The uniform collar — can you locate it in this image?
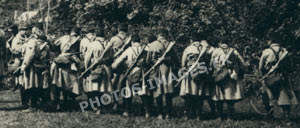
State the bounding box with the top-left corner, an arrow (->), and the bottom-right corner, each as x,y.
16,33 -> 26,40
117,31 -> 126,40
132,42 -> 140,47
220,43 -> 229,49
191,41 -> 201,47
270,43 -> 280,48
157,35 -> 166,42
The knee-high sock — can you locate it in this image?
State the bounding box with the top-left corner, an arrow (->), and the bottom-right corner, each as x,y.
165,94 -> 173,115
20,86 -> 28,106
142,96 -> 151,114
208,99 -> 216,115
123,97 -> 132,113
227,101 -> 235,117
216,101 -> 224,117
156,96 -> 163,115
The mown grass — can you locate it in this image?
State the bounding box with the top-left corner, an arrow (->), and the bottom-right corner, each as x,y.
0,90 -> 299,128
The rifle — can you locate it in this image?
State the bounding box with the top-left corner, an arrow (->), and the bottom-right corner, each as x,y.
13,59 -> 52,75
79,47 -> 111,79
142,41 -> 176,80
259,50 -> 288,82
258,50 -> 288,101
65,52 -> 82,56
174,45 -> 208,87
113,35 -> 132,58
117,45 -> 146,91
13,67 -> 21,75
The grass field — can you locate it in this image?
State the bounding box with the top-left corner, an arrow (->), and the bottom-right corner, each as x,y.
0,89 -> 299,128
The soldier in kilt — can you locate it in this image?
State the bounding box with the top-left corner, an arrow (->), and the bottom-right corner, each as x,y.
108,23 -> 130,111
20,23 -> 48,112
80,27 -> 96,102
259,35 -> 298,120
145,29 -> 179,119
31,23 -> 52,109
10,24 -> 31,108
210,40 -> 248,119
179,38 -> 216,119
51,27 -> 81,110
83,28 -> 113,114
112,33 -> 149,117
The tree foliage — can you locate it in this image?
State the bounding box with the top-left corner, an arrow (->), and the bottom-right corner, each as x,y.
1,0 -> 300,81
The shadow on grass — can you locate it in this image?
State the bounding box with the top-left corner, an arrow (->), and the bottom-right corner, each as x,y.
0,106 -> 27,111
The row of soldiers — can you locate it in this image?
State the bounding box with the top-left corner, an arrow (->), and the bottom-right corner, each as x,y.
7,22 -> 299,120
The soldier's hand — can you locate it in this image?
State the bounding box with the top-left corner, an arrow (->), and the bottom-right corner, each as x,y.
20,65 -> 26,73
157,57 -> 164,63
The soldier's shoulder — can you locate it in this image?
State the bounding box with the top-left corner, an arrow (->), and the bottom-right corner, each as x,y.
214,47 -> 223,52
110,36 -> 122,42
147,41 -> 163,48
184,45 -> 198,53
80,37 -> 89,43
262,48 -> 273,54
95,37 -> 106,43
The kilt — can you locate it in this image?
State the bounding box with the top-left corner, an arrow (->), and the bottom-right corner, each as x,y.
180,75 -> 212,97
51,63 -> 81,95
84,65 -> 113,93
212,78 -> 244,101
23,66 -> 43,90
150,63 -> 174,98
267,80 -> 298,106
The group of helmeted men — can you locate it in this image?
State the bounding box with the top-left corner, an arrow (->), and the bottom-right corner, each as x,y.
1,22 -> 298,120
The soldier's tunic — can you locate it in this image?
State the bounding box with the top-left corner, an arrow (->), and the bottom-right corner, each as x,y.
80,37 -> 93,59
21,36 -> 43,90
211,45 -> 246,101
180,42 -> 214,96
112,43 -> 146,97
80,37 -> 94,92
51,35 -> 81,95
109,31 -> 129,92
110,32 -> 127,53
145,37 -> 177,98
259,44 -> 298,106
0,29 -> 5,76
11,33 -> 26,86
84,37 -> 113,93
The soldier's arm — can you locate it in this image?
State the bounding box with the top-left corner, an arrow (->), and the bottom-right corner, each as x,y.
79,38 -> 86,59
258,50 -> 268,73
210,49 -> 218,67
233,49 -> 247,66
22,39 -> 37,69
84,44 -> 94,69
111,49 -> 128,70
10,38 -> 21,54
181,48 -> 188,67
106,37 -> 117,51
144,45 -> 153,68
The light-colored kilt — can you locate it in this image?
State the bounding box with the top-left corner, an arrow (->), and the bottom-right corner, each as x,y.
150,63 -> 174,98
123,68 -> 151,98
212,78 -> 244,101
180,76 -> 211,96
23,66 -> 43,90
84,65 -> 113,93
268,81 -> 299,106
51,63 -> 81,95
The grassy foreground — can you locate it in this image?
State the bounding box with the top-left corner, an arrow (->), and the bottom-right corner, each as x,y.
0,90 -> 299,128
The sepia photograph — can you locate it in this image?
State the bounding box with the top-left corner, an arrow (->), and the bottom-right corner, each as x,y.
0,0 -> 300,128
